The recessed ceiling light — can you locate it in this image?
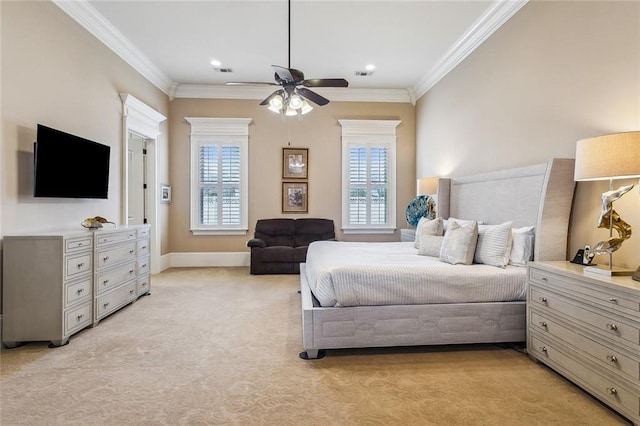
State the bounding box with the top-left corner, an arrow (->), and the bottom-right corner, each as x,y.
365,64 -> 376,71
210,59 -> 221,67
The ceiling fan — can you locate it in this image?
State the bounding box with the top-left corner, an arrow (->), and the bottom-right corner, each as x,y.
226,0 -> 349,115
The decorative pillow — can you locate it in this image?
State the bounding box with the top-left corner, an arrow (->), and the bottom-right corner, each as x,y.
510,226 -> 535,266
439,221 -> 478,265
418,236 -> 444,257
443,217 -> 484,232
474,221 -> 513,268
414,217 -> 444,249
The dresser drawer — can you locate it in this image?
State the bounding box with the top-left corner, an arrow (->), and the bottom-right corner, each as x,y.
65,236 -> 93,254
531,287 -> 640,346
531,311 -> 640,382
65,277 -> 92,307
65,253 -> 92,280
95,262 -> 137,295
96,242 -> 136,270
137,274 -> 150,297
137,239 -> 150,257
531,336 -> 640,418
137,256 -> 150,276
530,268 -> 640,313
64,302 -> 92,335
137,227 -> 150,239
95,282 -> 137,319
95,230 -> 137,247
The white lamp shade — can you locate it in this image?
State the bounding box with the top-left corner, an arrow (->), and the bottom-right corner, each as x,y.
417,177 -> 439,196
574,131 -> 640,181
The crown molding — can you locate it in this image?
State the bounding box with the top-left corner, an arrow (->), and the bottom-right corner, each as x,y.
174,84 -> 413,103
413,0 -> 529,99
54,0 -> 526,104
52,0 -> 174,94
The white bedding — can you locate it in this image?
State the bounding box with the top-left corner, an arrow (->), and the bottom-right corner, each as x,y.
305,241 -> 527,307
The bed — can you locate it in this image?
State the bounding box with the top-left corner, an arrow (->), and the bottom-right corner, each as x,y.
299,158 -> 576,359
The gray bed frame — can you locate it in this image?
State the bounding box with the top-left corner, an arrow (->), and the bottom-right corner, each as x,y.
300,158 -> 576,359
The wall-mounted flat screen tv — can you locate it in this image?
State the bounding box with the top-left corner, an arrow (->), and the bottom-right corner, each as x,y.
34,124 -> 111,199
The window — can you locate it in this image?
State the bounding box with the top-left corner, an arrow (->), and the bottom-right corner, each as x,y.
339,119 -> 400,234
186,118 -> 252,235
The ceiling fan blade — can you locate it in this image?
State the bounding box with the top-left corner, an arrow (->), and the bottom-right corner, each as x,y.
296,87 -> 330,106
272,65 -> 294,83
303,78 -> 349,88
226,81 -> 277,86
260,90 -> 284,106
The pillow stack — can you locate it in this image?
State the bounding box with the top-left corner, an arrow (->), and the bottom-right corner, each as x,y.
414,217 -> 532,268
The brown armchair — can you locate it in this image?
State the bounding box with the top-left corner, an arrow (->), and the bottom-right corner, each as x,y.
247,218 -> 335,274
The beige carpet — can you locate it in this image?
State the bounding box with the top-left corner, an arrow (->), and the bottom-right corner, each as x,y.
0,267 -> 630,425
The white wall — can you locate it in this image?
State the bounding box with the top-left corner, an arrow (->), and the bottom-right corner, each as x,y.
416,0 -> 640,269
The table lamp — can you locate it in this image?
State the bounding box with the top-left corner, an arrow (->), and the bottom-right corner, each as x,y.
574,131 -> 640,275
405,177 -> 438,227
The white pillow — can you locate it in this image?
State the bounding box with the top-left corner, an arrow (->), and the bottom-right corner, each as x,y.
439,221 -> 479,265
414,217 -> 444,249
474,221 -> 513,268
418,236 -> 444,257
510,226 -> 535,266
443,217 -> 484,232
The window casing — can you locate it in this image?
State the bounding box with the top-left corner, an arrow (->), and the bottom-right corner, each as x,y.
186,118 -> 251,235
339,120 -> 400,234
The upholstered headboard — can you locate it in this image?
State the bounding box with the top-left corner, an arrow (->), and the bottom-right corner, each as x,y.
436,158 -> 575,261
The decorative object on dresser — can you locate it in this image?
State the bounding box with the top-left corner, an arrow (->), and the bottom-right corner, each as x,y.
574,131 -> 640,276
527,261 -> 640,425
2,225 -> 150,348
405,177 -> 438,227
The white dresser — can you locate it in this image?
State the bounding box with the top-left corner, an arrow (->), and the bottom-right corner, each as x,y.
2,225 -> 150,348
527,261 -> 640,425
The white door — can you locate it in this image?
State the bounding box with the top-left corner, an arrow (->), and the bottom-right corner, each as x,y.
127,133 -> 147,225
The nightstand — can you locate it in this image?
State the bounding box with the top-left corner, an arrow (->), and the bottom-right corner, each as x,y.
400,228 -> 416,242
527,261 -> 640,425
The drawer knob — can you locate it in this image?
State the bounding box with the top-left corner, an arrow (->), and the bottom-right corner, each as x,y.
130,289 -> 135,294
103,302 -> 110,308
539,321 -> 547,328
103,279 -> 109,285
606,387 -> 617,395
77,314 -> 84,320
142,264 -> 147,268
540,346 -> 547,353
608,297 -> 617,303
142,246 -> 147,250
103,256 -> 109,262
76,262 -> 84,268
77,288 -> 84,294
541,276 -> 548,282
606,355 -> 618,363
129,249 -> 134,254
539,297 -> 547,303
129,269 -> 135,274
606,323 -> 618,331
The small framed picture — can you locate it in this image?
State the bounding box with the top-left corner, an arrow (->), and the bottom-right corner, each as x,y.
282,182 -> 308,213
282,148 -> 308,179
161,184 -> 171,203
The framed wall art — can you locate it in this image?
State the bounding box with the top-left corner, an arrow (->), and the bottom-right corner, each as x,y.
282,148 -> 308,179
282,182 -> 308,213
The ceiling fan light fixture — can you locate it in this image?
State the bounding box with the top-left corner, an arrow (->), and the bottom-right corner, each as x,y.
269,94 -> 284,109
289,94 -> 303,109
285,105 -> 298,116
300,100 -> 313,115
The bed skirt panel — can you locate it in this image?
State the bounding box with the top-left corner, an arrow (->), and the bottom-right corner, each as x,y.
300,264 -> 525,357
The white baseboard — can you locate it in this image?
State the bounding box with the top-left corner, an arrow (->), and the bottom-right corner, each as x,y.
159,252 -> 250,271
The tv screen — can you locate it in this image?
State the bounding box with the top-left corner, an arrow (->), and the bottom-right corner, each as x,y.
34,124 -> 111,199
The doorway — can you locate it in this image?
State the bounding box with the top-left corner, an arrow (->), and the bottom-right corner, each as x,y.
127,132 -> 147,225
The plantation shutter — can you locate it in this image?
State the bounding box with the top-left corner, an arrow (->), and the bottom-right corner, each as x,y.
199,143 -> 241,226
348,144 -> 389,226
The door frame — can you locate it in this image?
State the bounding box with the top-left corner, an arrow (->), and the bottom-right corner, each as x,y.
120,93 -> 167,274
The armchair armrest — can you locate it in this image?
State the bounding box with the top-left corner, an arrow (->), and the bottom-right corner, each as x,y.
247,238 -> 267,248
